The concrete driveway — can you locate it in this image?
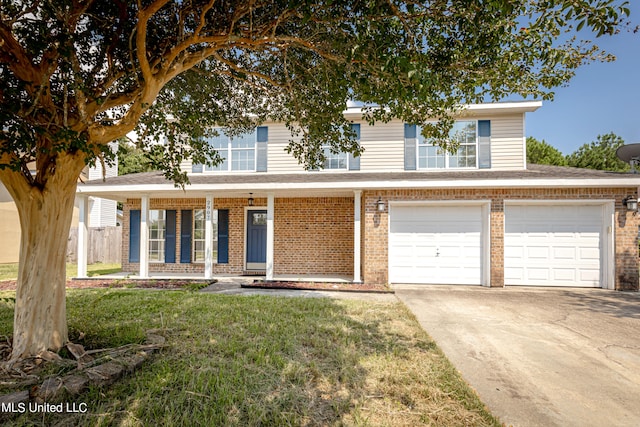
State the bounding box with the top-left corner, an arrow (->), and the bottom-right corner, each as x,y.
394,285 -> 640,427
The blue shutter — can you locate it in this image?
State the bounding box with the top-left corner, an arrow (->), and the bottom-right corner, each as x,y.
404,124 -> 417,170
192,164 -> 203,173
256,126 -> 268,172
180,210 -> 192,263
348,123 -> 361,171
129,209 -> 141,263
217,209 -> 229,264
165,210 -> 176,263
478,120 -> 491,169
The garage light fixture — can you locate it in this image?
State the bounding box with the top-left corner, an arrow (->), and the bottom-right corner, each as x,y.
376,197 -> 385,212
248,193 -> 254,206
623,196 -> 638,213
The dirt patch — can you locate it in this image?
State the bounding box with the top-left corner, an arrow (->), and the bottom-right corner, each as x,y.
243,281 -> 393,293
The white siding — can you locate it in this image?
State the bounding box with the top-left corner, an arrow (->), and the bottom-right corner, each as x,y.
180,158 -> 193,173
182,113 -> 528,174
87,141 -> 118,227
489,114 -> 525,170
359,120 -> 405,171
267,123 -> 306,172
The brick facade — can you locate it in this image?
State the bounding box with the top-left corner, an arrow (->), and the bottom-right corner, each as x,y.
362,187 -> 639,290
121,187 -> 639,290
122,197 -> 354,276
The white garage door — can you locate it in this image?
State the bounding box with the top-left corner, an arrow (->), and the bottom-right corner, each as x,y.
389,205 -> 483,285
505,204 -> 603,287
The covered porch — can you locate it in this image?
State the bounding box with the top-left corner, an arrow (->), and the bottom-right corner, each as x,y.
76,179 -> 365,283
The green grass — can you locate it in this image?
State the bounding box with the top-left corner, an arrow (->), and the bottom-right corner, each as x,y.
0,263 -> 121,281
0,290 -> 500,426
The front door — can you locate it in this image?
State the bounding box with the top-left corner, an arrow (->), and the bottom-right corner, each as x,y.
246,210 -> 267,270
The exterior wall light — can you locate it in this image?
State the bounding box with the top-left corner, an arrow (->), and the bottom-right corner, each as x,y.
248,193 -> 254,206
376,197 -> 385,212
623,196 -> 638,212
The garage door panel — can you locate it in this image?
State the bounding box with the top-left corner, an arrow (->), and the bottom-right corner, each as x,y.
505,204 -> 603,287
389,205 -> 483,285
527,246 -> 550,259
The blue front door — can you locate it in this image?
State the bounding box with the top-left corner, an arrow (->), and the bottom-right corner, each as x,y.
246,210 -> 267,270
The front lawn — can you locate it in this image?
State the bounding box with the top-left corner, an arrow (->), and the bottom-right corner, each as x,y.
0,263 -> 121,281
0,290 -> 500,426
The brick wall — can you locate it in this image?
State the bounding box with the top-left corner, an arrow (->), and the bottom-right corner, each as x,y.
363,187 -> 639,290
122,196 -> 354,277
274,197 -> 353,275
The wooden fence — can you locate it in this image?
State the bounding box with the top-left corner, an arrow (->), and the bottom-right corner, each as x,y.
67,226 -> 122,264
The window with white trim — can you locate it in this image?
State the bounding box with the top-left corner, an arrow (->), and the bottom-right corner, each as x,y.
418,121 -> 477,169
148,210 -> 165,262
202,130 -> 256,172
321,146 -> 348,170
192,209 -> 218,263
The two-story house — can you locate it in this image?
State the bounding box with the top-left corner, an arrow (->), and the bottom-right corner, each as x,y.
76,101 -> 640,290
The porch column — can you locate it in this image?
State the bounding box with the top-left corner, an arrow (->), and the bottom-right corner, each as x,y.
204,194 -> 214,279
353,190 -> 362,283
77,195 -> 89,278
266,193 -> 275,281
139,194 -> 149,278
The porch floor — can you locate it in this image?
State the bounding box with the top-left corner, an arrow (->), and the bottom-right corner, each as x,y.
79,272 -> 354,284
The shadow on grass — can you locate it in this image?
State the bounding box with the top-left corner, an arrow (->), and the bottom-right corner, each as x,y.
0,290 -> 499,426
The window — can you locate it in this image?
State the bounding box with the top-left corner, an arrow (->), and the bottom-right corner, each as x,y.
418,121 -> 477,169
192,209 -> 218,263
318,123 -> 361,171
199,130 -> 256,172
321,146 -> 348,170
148,210 -> 165,262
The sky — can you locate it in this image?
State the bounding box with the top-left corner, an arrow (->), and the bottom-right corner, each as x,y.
523,29 -> 640,155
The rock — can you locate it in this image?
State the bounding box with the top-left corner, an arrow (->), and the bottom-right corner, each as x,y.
62,375 -> 89,395
85,361 -> 125,385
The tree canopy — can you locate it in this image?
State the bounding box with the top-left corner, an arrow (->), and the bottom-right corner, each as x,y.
566,132 -> 630,172
526,137 -> 568,166
0,0 -> 634,361
0,1 -> 634,184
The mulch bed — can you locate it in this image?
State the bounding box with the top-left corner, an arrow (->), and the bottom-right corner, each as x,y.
243,281 -> 394,293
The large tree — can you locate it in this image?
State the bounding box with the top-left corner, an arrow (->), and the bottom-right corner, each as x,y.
0,1 -> 633,361
526,137 -> 568,166
567,132 -> 630,171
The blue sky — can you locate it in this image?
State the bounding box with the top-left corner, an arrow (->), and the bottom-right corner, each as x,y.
523,30 -> 640,155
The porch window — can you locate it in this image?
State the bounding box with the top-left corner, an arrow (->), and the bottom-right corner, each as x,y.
148,210 -> 166,262
192,209 -> 218,263
418,121 -> 477,169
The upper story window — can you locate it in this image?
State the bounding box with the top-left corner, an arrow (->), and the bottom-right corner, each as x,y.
404,120 -> 490,171
418,121 -> 477,169
203,131 -> 256,172
192,127 -> 268,173
317,123 -> 361,171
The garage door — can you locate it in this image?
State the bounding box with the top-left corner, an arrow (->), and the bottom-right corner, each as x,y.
389,205 -> 483,285
504,204 -> 603,287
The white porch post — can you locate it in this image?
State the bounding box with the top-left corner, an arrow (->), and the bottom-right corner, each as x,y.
353,190 -> 362,283
205,194 -> 214,279
77,195 -> 89,278
139,194 -> 149,278
266,193 -> 275,281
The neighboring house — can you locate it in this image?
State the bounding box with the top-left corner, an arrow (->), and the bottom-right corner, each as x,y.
0,144 -> 118,264
76,102 -> 640,290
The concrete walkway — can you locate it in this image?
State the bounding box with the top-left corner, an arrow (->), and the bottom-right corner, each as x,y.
393,285 -> 640,427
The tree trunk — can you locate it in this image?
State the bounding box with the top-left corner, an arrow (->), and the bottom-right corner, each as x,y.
1,153 -> 85,362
